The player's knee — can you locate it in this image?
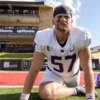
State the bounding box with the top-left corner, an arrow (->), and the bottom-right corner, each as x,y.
39,88 -> 56,100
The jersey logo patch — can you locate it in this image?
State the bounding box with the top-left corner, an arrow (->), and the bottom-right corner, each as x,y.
89,39 -> 91,44
33,42 -> 36,50
47,46 -> 50,51
70,49 -> 74,52
47,46 -> 52,51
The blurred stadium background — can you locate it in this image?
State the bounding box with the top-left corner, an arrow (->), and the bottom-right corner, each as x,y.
0,0 -> 99,71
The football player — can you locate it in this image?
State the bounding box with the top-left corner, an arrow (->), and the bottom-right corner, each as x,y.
20,4 -> 97,100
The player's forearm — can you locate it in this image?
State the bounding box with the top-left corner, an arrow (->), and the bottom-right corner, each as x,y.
20,72 -> 37,100
84,68 -> 95,93
22,61 -> 41,93
23,72 -> 36,93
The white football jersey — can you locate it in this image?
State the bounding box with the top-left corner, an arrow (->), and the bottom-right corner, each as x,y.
34,26 -> 91,77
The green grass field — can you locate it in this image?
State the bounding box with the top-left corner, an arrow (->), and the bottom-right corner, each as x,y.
0,88 -> 100,100
0,53 -> 33,60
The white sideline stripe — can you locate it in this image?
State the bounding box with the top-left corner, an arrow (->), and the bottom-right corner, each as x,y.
0,86 -> 39,88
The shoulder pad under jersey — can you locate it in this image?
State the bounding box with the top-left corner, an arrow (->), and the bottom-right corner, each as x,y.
71,26 -> 91,51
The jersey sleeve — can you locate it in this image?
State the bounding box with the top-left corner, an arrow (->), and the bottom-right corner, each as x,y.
33,31 -> 45,53
74,29 -> 91,52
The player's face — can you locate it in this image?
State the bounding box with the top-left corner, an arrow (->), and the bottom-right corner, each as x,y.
52,14 -> 73,32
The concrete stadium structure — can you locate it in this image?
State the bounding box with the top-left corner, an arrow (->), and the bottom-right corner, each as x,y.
0,0 -> 53,52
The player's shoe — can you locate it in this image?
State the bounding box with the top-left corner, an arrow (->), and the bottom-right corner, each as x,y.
75,86 -> 98,97
75,85 -> 86,96
95,91 -> 98,97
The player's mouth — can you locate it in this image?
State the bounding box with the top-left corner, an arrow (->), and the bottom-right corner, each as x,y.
59,23 -> 68,27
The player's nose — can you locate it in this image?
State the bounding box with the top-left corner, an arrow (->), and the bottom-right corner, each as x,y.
60,16 -> 67,22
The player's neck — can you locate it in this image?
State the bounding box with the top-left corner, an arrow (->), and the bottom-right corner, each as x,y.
54,29 -> 69,44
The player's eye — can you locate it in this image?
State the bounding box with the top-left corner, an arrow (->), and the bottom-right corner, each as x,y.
64,16 -> 70,19
57,16 -> 62,19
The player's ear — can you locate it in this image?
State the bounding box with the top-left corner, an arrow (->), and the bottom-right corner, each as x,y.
71,19 -> 73,24
52,19 -> 55,25
71,18 -> 76,26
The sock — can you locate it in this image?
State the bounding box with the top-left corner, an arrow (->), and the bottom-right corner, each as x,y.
73,88 -> 77,96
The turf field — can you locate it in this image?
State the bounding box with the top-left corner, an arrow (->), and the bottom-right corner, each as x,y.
0,88 -> 100,100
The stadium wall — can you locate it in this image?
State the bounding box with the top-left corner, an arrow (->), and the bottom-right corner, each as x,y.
0,2 -> 53,52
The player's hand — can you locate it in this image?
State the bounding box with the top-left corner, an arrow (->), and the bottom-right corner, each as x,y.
20,93 -> 30,100
19,98 -> 27,100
